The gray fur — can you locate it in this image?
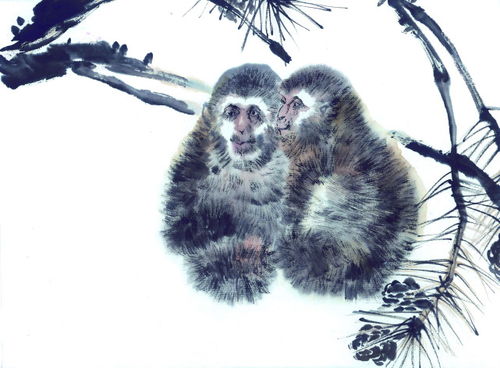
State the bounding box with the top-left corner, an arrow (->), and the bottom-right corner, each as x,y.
207,63 -> 281,117
163,64 -> 289,303
277,65 -> 421,299
186,236 -> 276,304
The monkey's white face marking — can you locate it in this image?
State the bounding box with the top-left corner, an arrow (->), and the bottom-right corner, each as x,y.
253,122 -> 267,136
220,119 -> 234,142
216,95 -> 272,162
277,88 -> 336,137
277,89 -> 315,133
291,90 -> 316,127
295,90 -> 315,109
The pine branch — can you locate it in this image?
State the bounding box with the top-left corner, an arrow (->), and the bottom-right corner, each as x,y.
0,40 -> 211,114
389,131 -> 500,209
198,1 -> 344,63
350,1 -> 499,366
199,0 -> 293,62
2,0 -> 116,52
401,1 -> 500,152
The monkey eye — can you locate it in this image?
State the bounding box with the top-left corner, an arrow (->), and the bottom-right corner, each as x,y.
248,106 -> 263,122
224,105 -> 240,119
280,96 -> 286,104
292,99 -> 305,110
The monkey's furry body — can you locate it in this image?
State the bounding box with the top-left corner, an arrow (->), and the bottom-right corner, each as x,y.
277,66 -> 421,299
163,64 -> 288,303
163,63 -> 421,303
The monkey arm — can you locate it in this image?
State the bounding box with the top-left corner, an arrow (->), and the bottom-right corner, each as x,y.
163,190 -> 238,255
162,126 -> 238,255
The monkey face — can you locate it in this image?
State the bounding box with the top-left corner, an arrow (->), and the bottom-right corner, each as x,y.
216,96 -> 274,162
277,89 -> 311,133
277,88 -> 335,143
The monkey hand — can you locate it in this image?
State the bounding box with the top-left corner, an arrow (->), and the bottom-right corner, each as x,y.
234,236 -> 264,270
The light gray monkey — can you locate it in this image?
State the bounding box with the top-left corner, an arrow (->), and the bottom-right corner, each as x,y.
163,64 -> 289,303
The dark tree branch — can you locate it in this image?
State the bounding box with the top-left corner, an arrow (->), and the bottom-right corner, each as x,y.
351,1 -> 498,366
2,0 -> 116,52
390,0 -> 469,318
390,131 -> 500,209
72,61 -> 195,114
388,0 -> 471,297
401,1 -> 500,152
0,40 -> 210,114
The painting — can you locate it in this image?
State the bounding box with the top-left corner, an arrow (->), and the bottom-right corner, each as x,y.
0,1 -> 498,367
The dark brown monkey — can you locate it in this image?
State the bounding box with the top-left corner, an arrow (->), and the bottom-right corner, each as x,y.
276,65 -> 422,299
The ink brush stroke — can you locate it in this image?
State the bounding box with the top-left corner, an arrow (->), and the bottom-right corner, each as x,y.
0,40 -> 210,114
2,0 -> 116,52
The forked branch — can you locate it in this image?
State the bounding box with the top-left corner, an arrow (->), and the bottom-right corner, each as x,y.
350,1 -> 499,366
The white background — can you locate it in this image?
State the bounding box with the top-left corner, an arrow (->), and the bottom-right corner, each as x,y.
0,0 -> 499,367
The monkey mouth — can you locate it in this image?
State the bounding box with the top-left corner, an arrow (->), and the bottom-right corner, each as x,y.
231,139 -> 257,155
276,123 -> 291,135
